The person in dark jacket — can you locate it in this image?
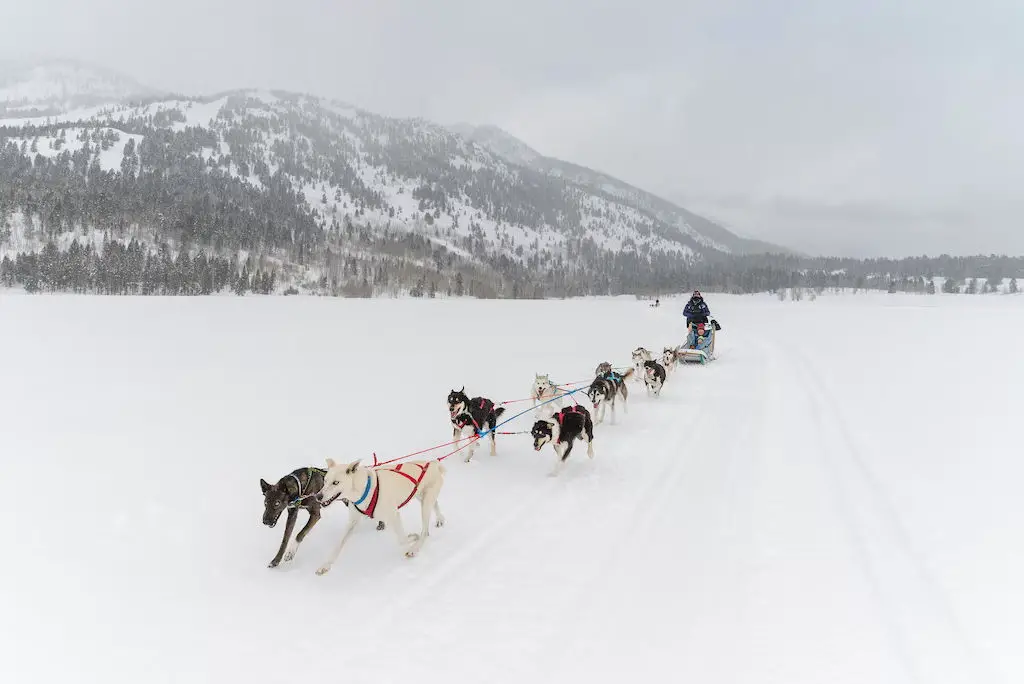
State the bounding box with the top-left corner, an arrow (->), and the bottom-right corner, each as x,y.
683,290 -> 711,326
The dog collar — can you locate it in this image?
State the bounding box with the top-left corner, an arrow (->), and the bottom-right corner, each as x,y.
352,475 -> 373,506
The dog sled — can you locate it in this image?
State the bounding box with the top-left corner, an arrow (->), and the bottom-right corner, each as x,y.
677,320 -> 720,364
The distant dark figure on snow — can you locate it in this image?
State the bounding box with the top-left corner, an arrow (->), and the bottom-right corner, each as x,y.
683,290 -> 710,326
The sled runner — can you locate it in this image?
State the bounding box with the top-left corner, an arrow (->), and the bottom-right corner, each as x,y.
677,320 -> 720,364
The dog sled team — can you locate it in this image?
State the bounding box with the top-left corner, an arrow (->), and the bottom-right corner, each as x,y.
260,290 -> 721,575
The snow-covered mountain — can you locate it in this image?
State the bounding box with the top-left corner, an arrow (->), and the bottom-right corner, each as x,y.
0,63 -> 787,296
450,122 -> 782,256
0,59 -> 160,117
447,123 -> 544,168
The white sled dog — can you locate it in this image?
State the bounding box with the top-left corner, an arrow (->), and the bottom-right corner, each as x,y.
315,458 -> 446,575
631,347 -> 653,382
531,373 -> 565,419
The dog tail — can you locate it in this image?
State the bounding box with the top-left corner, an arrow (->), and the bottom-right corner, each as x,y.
494,406 -> 506,419
621,367 -> 635,379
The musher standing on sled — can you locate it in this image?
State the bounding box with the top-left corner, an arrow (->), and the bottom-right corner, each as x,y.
683,290 -> 711,326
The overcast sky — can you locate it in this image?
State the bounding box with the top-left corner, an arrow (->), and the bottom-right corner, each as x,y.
4,0 -> 1023,257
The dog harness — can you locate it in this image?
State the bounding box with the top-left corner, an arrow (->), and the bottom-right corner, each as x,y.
288,468 -> 327,508
453,398 -> 493,435
351,462 -> 431,519
552,405 -> 587,442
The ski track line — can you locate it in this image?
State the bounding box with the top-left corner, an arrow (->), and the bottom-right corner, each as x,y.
355,463 -> 568,634
786,345 -> 997,684
541,361 -> 750,676
783,347 -> 920,683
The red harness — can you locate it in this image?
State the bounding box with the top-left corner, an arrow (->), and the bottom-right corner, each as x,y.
354,462 -> 431,518
453,399 -> 491,432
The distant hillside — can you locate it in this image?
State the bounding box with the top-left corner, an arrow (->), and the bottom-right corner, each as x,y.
0,59 -> 161,117
6,62 -> 928,299
448,123 -> 791,256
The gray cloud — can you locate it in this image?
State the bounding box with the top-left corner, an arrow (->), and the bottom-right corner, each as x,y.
2,0 -> 1022,256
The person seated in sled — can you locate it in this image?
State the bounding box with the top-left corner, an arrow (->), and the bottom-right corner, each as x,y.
683,290 -> 710,327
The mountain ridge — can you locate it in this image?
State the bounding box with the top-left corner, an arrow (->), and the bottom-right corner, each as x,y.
0,62 -> 796,297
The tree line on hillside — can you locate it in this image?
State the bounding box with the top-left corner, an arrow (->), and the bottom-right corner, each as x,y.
2,102 -> 1023,298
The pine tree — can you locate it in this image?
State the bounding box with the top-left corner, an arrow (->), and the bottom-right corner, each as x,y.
234,265 -> 250,295
1011,278 -> 1019,294
926,278 -> 936,294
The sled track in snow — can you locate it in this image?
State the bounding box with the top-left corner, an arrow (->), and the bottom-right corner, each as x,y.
784,346 -> 999,684
545,358 -> 765,677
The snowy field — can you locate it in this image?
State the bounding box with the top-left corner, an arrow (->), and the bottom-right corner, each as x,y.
1,292 -> 1022,684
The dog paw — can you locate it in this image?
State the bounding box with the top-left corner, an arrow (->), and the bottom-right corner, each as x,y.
435,518 -> 446,528
405,549 -> 417,558
268,559 -> 280,569
407,533 -> 421,542
282,551 -> 295,563
315,566 -> 331,576
376,521 -> 386,531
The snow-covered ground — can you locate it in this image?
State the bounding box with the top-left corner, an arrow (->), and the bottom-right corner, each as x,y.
1,292 -> 1021,684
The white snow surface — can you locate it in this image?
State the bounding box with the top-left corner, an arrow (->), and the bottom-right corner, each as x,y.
1,292 -> 1022,684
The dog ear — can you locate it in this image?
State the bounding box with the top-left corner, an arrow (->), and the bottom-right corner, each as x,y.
459,386 -> 464,394
345,459 -> 361,474
260,478 -> 272,494
325,457 -> 336,468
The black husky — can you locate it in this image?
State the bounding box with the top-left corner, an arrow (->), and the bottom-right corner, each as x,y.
642,359 -> 667,397
531,404 -> 595,476
261,466 -> 382,568
447,387 -> 506,460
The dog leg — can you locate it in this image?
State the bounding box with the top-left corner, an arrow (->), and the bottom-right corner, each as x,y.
385,511 -> 420,558
315,511 -> 361,576
548,443 -> 570,477
412,486 -> 441,554
433,497 -> 446,528
269,507 -> 298,568
284,506 -> 321,563
489,424 -> 497,456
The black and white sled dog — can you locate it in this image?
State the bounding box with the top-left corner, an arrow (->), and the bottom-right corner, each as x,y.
531,373 -> 565,420
643,359 -> 667,397
631,347 -> 653,382
661,347 -> 679,375
586,366 -> 634,424
447,387 -> 506,462
315,457 -> 446,574
531,404 -> 595,477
